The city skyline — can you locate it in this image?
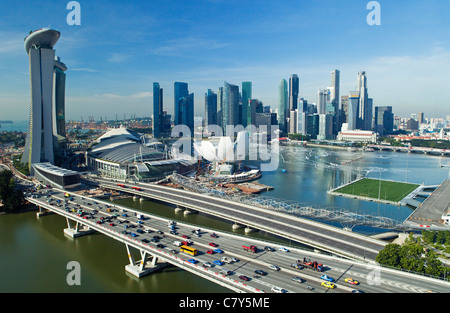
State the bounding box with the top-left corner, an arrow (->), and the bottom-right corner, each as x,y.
0,1 -> 449,121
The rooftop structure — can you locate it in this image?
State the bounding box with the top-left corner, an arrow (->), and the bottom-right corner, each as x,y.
86,127 -> 195,181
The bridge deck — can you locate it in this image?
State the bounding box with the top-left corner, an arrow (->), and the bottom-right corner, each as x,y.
405,179 -> 450,227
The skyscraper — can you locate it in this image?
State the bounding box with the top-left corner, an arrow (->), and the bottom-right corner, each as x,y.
22,28 -> 61,173
241,81 -> 252,127
222,81 -> 239,135
317,88 -> 330,115
347,91 -> 360,131
278,79 -> 288,134
205,89 -> 217,127
289,74 -> 299,112
374,106 -> 393,135
153,82 -> 163,138
330,70 -> 340,108
174,82 -> 188,125
356,71 -> 372,130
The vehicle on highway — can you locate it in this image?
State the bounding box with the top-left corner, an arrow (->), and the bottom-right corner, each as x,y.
239,275 -> 250,281
187,258 -> 197,264
320,274 -> 334,282
321,281 -> 335,289
254,270 -> 268,276
180,245 -> 198,256
203,262 -> 212,268
278,247 -> 289,252
209,242 -> 217,247
213,260 -> 223,266
214,248 -> 223,254
264,246 -> 275,252
206,250 -> 214,254
291,263 -> 304,269
271,286 -> 286,293
269,265 -> 280,271
220,269 -> 233,276
182,235 -> 190,239
345,278 -> 359,285
210,233 -> 218,238
291,277 -> 303,283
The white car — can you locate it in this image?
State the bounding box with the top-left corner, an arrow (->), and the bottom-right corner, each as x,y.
269,264 -> 280,271
271,286 -> 286,293
278,247 -> 290,252
202,262 -> 212,268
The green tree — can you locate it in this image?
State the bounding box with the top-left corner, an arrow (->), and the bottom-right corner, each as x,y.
0,170 -> 24,213
375,243 -> 402,268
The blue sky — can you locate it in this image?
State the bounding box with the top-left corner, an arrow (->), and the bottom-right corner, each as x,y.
0,0 -> 449,122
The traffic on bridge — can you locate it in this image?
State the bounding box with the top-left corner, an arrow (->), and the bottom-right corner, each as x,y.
24,185 -> 449,293
90,176 -> 388,262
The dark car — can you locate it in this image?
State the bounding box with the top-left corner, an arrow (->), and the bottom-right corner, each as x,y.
254,270 -> 268,276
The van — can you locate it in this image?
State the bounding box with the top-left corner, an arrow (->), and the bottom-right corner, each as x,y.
220,269 -> 233,276
173,241 -> 182,247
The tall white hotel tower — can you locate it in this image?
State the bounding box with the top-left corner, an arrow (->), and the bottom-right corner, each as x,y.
22,28 -> 61,173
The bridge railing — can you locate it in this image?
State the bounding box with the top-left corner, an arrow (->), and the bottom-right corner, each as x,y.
168,173 -> 406,230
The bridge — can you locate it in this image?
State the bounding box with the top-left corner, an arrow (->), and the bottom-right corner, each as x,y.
25,186 -> 450,293
367,144 -> 450,156
89,176 -> 389,262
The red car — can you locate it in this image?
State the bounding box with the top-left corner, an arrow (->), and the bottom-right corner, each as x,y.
210,233 -> 218,238
182,235 -> 190,239
207,250 -> 214,254
209,242 -> 217,247
239,275 -> 250,281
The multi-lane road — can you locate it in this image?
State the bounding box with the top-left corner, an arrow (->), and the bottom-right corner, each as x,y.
90,177 -> 387,262
25,186 -> 450,293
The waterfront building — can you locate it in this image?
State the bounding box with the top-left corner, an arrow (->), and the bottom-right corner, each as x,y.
86,126 -> 195,181
278,79 -> 288,134
356,71 -> 373,130
337,129 -> 377,143
374,106 -> 394,135
22,28 -> 61,174
306,113 -> 320,139
347,91 -> 360,131
241,82 -> 252,127
318,114 -> 334,140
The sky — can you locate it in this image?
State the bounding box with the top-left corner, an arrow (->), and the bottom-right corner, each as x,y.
0,0 -> 449,122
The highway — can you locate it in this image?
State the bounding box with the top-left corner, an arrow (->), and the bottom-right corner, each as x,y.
25,186 -> 450,293
91,177 -> 387,262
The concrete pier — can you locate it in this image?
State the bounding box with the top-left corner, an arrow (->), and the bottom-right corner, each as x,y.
125,261 -> 168,278
64,226 -> 96,238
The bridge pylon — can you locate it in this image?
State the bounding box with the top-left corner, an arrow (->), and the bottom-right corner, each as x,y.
124,243 -> 167,278
63,218 -> 95,238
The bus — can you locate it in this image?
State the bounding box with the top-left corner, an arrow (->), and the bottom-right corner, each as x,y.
131,186 -> 141,191
117,184 -> 126,188
180,245 -> 197,256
